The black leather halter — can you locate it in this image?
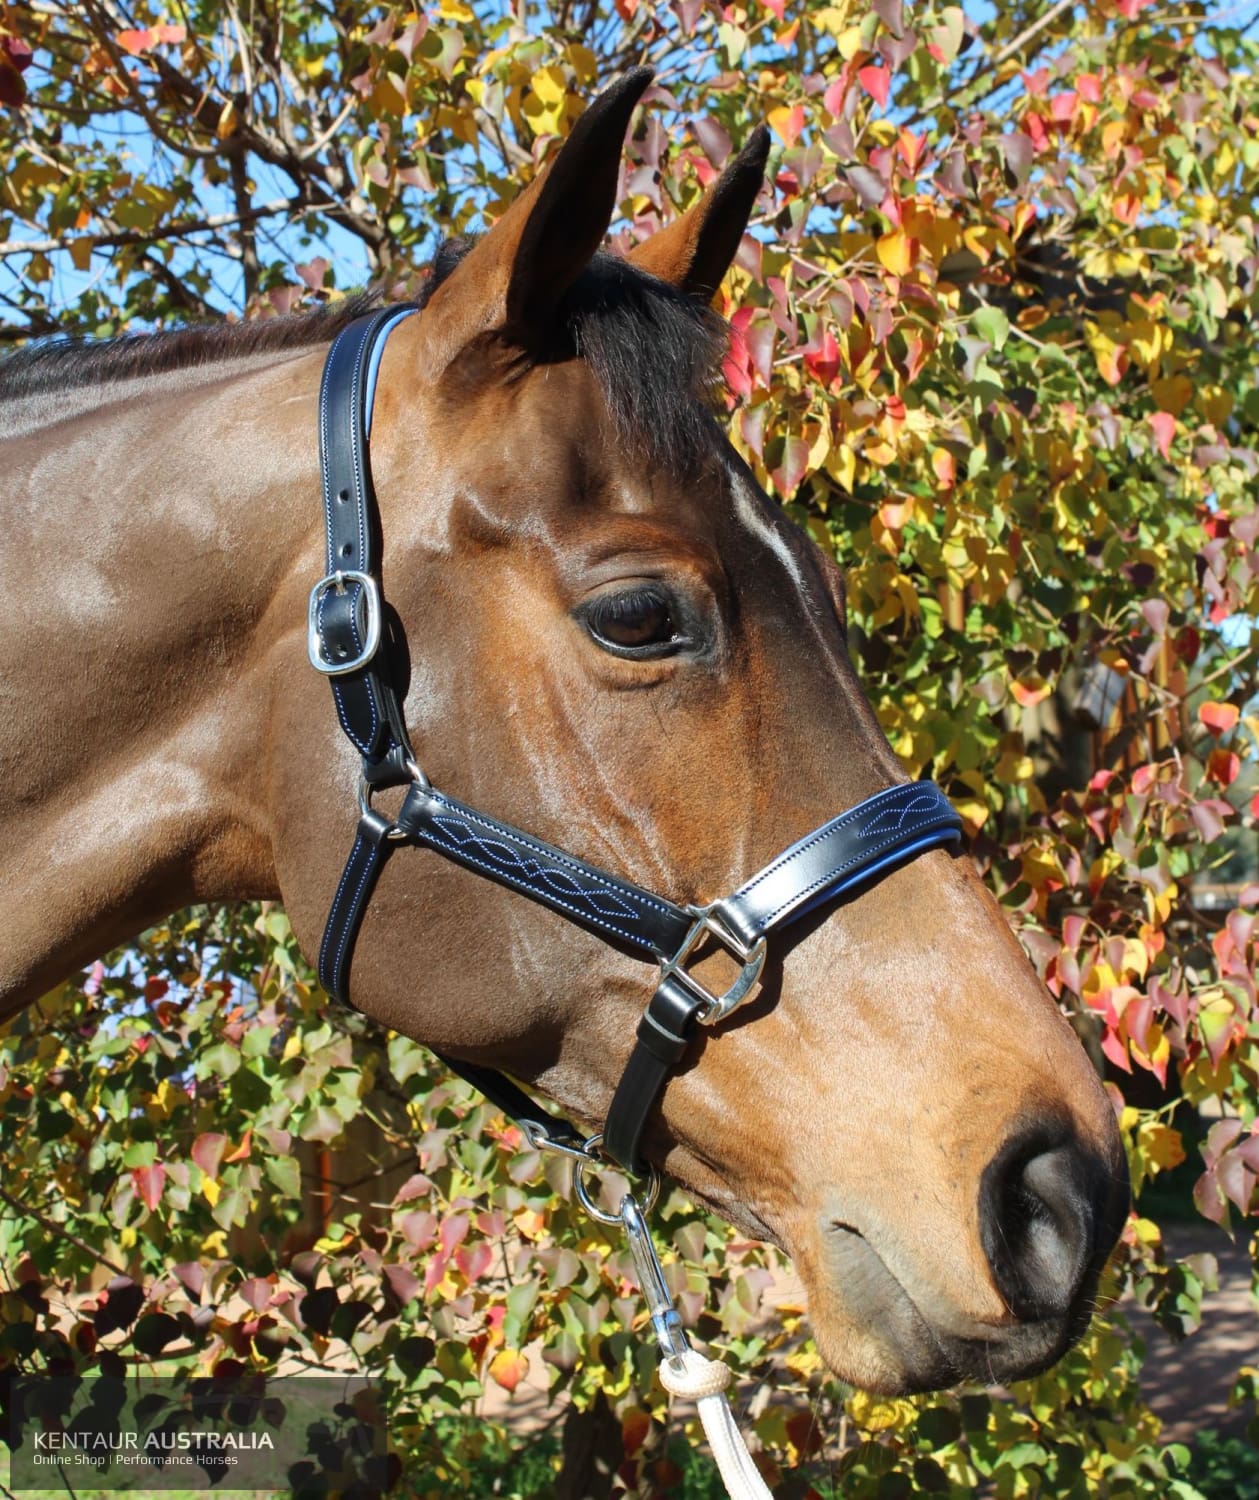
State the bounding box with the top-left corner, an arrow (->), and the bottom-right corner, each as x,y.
309,308 -> 963,1173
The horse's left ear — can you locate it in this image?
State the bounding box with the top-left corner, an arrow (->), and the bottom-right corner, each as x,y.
628,126 -> 770,302
418,67 -> 653,364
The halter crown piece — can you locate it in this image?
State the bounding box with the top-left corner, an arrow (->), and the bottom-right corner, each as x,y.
308,308 -> 963,1497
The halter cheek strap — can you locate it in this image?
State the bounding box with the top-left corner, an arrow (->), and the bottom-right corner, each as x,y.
308,310 -> 963,1174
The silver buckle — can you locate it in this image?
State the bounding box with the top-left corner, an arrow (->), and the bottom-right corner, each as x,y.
661,904 -> 767,1026
307,571 -> 382,676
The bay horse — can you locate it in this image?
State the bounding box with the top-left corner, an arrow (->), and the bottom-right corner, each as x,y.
0,71 -> 1126,1395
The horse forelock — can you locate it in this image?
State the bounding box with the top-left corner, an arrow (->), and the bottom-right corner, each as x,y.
422,237 -> 728,474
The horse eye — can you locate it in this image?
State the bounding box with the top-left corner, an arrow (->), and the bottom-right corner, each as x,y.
580,585 -> 685,658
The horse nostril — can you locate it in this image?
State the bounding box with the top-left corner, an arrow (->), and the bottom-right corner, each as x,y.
979,1126 -> 1109,1321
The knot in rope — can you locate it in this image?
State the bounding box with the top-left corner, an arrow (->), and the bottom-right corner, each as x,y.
658,1348 -> 733,1400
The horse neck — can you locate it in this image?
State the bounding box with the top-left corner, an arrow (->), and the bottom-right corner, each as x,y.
0,348 -> 326,1013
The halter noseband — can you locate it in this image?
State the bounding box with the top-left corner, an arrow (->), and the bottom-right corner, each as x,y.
308,306 -> 963,1174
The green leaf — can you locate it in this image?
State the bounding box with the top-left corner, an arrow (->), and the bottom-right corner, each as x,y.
971,305 -> 1009,352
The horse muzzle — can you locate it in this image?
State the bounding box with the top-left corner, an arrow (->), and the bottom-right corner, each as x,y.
811,1120 -> 1129,1394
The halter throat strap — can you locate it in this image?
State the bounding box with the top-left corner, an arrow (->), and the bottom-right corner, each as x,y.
309,310 -> 963,1174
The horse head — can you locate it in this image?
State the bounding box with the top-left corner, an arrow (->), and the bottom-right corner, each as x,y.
0,69 -> 1127,1397
271,71 -> 1128,1393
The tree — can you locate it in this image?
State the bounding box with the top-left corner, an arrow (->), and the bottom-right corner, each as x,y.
2,1 -> 1258,1494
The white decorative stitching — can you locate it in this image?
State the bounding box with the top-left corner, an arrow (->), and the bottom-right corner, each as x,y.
319,830 -> 368,984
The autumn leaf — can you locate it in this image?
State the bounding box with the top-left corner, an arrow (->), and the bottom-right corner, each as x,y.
1199,701 -> 1239,735
132,1163 -> 166,1212
858,64 -> 891,108
876,229 -> 916,276
488,1348 -> 530,1392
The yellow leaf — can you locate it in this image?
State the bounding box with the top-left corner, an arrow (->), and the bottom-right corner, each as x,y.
202,1177 -> 221,1207
564,43 -> 598,83
805,419 -> 831,471
876,229 -> 915,277
438,0 -> 474,18
1137,1120 -> 1184,1172
813,6 -> 858,40
1083,960 -> 1120,999
1131,1216 -> 1162,1249
849,1390 -> 915,1433
953,797 -> 989,835
524,65 -> 571,136
530,63 -> 567,106
1120,938 -> 1149,981
69,237 -> 93,273
1197,384 -> 1234,427
488,1348 -> 530,1393
826,440 -> 857,493
1150,374 -> 1193,415
1126,318 -> 1171,375
835,23 -> 865,57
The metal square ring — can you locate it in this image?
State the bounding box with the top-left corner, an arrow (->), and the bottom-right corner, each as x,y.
660,905 -> 767,1026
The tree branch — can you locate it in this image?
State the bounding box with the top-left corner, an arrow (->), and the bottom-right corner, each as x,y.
0,198 -> 300,257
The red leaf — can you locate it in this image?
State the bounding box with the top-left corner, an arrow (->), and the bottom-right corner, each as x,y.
191,1132 -> 226,1177
1199,701 -> 1239,735
772,434 -> 809,497
2,35 -> 31,71
392,1173 -> 433,1205
116,28 -> 154,55
401,1210 -> 437,1250
1216,1150 -> 1255,1215
1149,411 -> 1175,459
488,1348 -> 529,1393
1194,1166 -> 1227,1225
622,1408 -> 651,1458
439,1213 -> 468,1256
1190,800 -> 1228,843
455,1241 -> 492,1282
132,1163 -> 166,1212
154,23 -> 187,44
858,65 -> 890,108
224,1128 -> 252,1163
239,1277 -> 272,1312
823,78 -> 849,117
296,258 -> 328,291
1207,749 -> 1241,788
803,329 -> 840,387
1049,91 -> 1078,125
383,1264 -> 421,1306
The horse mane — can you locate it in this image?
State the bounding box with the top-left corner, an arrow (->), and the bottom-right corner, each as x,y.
0,291 -> 382,405
0,249 -> 727,468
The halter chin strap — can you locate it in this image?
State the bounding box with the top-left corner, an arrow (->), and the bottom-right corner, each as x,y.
309,310 -> 963,1173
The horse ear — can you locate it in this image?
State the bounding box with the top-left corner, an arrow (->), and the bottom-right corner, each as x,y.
419,68 -> 653,361
628,126 -> 770,302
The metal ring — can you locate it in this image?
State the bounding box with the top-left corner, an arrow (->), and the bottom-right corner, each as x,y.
572,1134 -> 660,1225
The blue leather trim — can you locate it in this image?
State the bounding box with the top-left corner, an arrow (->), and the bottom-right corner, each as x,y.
788,826 -> 961,925
713,782 -> 963,948
364,307 -> 419,435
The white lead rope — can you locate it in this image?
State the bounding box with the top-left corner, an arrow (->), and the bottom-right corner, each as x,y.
658,1348 -> 774,1500
554,1132 -> 776,1500
616,1192 -> 774,1500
